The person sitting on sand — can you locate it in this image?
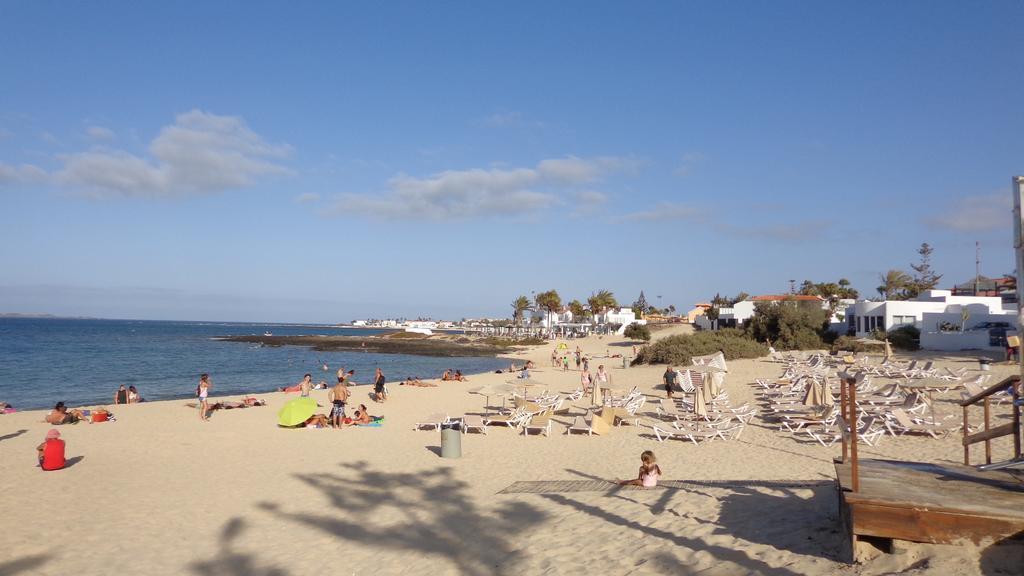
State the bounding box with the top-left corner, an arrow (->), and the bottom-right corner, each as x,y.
617,450 -> 661,487
128,385 -> 142,403
454,370 -> 467,382
114,384 -> 129,405
346,404 -> 378,426
441,369 -> 451,381
45,402 -> 88,425
518,366 -> 530,379
37,429 -> 66,471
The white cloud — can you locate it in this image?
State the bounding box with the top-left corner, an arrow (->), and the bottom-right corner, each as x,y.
295,192 -> 320,204
0,162 -> 47,187
575,190 -> 608,208
480,111 -> 523,127
927,192 -> 1012,233
619,202 -> 700,222
85,126 -> 115,141
740,220 -> 830,241
328,156 -> 632,220
56,110 -> 289,198
673,152 -> 705,177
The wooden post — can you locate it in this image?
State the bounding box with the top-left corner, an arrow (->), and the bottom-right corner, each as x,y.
1014,379 -> 1022,460
984,397 -> 992,465
963,404 -> 970,465
849,375 -> 859,493
840,376 -> 848,463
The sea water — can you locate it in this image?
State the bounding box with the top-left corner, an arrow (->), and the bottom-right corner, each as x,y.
0,318 -> 509,410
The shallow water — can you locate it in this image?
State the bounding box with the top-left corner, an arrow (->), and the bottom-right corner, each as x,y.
0,318 -> 509,409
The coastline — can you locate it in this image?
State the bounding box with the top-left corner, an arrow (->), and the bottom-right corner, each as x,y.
216,333 -> 526,357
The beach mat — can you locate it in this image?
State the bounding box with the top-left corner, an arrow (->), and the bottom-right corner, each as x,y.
498,479 -> 828,494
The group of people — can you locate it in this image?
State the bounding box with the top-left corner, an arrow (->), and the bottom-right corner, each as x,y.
440,369 -> 468,382
578,364 -> 612,394
552,346 -> 590,372
44,401 -> 105,425
113,384 -> 143,405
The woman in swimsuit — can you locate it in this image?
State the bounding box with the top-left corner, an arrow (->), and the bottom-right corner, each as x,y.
128,385 -> 141,403
198,374 -> 211,421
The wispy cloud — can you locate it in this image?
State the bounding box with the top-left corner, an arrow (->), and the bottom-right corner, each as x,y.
326,156 -> 634,220
673,152 -> 706,177
927,192 -> 1011,232
618,202 -> 701,222
295,192 -> 320,204
85,126 -> 115,141
55,110 -> 290,198
0,162 -> 47,187
738,220 -> 830,241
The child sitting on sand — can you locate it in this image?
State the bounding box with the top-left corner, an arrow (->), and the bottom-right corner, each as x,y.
617,450 -> 662,488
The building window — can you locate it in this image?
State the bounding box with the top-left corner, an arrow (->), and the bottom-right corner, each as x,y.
876,316 -> 884,331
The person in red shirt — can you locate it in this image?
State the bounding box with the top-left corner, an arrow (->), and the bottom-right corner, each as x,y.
37,429 -> 66,471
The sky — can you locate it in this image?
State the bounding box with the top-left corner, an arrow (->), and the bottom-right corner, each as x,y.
1,1 -> 1023,323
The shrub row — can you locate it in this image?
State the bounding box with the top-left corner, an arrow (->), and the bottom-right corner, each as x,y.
633,329 -> 768,366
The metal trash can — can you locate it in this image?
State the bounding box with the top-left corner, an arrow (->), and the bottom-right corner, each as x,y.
440,422 -> 462,458
979,358 -> 991,371
622,355 -> 629,369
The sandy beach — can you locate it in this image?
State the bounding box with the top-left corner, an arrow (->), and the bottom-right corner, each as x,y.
2,329 -> 1022,576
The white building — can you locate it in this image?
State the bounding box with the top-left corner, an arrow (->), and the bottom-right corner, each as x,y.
844,290 -> 1017,351
529,308 -> 574,328
696,295 -> 826,330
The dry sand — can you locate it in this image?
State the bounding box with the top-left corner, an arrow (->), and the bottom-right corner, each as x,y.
1,332 -> 1022,575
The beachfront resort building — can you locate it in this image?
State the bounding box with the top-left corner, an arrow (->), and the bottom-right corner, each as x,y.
844,289 -> 1018,351
695,295 -> 827,331
685,303 -> 712,324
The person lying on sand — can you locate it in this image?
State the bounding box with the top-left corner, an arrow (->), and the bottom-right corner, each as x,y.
302,414 -> 330,429
453,370 -> 468,382
45,402 -> 89,425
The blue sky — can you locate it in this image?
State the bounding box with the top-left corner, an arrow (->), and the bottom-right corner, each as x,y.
1,1 -> 1022,322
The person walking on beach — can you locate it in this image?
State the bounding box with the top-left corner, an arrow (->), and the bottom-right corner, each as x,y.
328,376 -> 350,429
575,351 -> 582,370
197,374 -> 211,421
617,450 -> 661,487
562,355 -> 570,372
373,368 -> 387,403
299,374 -> 313,397
580,370 -> 592,394
37,429 -> 66,471
663,366 -> 678,399
582,355 -> 590,373
596,365 -> 610,387
551,348 -> 558,367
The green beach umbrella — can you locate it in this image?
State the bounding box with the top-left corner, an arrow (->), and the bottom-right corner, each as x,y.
278,397 -> 317,427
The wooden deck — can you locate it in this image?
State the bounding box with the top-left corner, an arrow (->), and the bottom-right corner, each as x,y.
835,459 -> 1024,556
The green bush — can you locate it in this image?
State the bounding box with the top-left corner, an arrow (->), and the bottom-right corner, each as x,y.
744,300 -> 830,350
623,323 -> 651,342
633,329 -> 767,365
887,325 -> 920,351
830,335 -> 884,354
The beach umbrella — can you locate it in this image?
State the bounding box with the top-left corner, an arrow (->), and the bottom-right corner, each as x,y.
506,377 -> 546,396
470,383 -> 516,415
557,342 -> 568,350
692,385 -> 709,419
277,397 -> 317,427
690,364 -> 724,398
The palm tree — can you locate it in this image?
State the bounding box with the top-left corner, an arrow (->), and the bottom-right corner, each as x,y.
511,295 -> 531,327
534,290 -> 562,328
587,289 -> 618,322
876,269 -> 912,300
568,299 -> 586,320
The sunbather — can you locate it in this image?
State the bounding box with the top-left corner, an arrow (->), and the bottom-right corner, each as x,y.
302,414 -> 330,428
44,402 -> 89,425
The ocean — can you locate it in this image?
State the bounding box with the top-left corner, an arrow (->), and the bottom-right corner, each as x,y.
0,318 -> 510,410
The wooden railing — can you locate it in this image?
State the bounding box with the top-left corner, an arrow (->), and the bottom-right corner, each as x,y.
960,375 -> 1021,466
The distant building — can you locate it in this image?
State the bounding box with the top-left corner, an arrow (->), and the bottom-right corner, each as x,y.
696,295 -> 826,330
951,275 -> 1017,303
685,303 -> 712,324
844,289 -> 1017,351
